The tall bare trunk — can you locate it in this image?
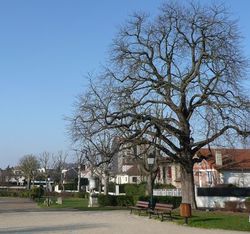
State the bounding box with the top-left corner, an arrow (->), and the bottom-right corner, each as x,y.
146,173 -> 153,197
98,176 -> 102,193
27,177 -> 31,190
103,174 -> 109,195
180,165 -> 197,209
77,165 -> 81,192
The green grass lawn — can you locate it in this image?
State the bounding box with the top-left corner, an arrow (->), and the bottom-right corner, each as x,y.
38,197 -> 88,209
173,210 -> 250,232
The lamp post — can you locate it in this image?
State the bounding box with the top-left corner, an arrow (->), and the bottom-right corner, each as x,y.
147,153 -> 155,209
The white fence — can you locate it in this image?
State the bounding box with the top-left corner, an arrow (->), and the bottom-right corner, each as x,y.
153,188 -> 181,197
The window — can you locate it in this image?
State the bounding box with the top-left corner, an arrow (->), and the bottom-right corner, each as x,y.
132,177 -> 137,183
167,166 -> 172,179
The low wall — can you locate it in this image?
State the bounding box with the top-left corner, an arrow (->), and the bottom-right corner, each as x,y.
196,196 -> 245,208
153,189 -> 181,197
196,187 -> 249,208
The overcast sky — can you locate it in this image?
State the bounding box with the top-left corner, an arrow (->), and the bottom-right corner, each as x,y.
0,0 -> 250,169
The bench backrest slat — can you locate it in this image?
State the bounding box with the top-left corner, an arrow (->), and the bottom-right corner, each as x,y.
154,203 -> 173,210
136,201 -> 149,208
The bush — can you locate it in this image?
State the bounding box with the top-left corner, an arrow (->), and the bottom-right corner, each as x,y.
97,194 -> 134,207
30,186 -> 44,200
124,183 -> 146,197
0,189 -> 31,198
138,195 -> 182,209
98,194 -> 117,206
116,195 -> 134,206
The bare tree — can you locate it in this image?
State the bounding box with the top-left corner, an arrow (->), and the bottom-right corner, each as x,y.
51,151 -> 68,191
72,122 -> 120,195
69,1 -> 250,208
19,154 -> 40,189
39,151 -> 52,178
72,149 -> 85,192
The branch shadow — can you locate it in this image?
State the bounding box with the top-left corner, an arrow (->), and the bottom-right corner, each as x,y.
0,222 -> 109,233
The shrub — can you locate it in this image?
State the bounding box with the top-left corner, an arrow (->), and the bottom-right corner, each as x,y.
98,194 -> 117,206
124,183 -> 146,197
116,195 -> 134,206
0,189 -> 31,198
30,186 -> 44,200
97,194 -> 134,207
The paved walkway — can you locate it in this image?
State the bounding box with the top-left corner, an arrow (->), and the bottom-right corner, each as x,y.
0,198 -> 247,234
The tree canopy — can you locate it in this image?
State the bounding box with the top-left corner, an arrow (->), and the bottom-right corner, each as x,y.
70,1 -> 250,208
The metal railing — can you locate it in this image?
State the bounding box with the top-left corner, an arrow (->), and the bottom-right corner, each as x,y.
153,188 -> 182,197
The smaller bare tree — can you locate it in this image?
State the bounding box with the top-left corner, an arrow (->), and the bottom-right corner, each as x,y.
51,151 -> 68,191
19,154 -> 40,190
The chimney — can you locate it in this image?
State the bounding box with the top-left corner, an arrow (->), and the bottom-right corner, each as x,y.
215,151 -> 222,166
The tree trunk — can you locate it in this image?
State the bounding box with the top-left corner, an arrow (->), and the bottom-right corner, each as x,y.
98,176 -> 102,193
27,177 -> 31,190
180,165 -> 197,209
77,165 -> 81,192
146,173 -> 153,197
103,174 -> 109,195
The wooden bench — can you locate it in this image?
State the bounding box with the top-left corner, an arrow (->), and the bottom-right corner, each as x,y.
148,203 -> 173,221
129,201 -> 149,215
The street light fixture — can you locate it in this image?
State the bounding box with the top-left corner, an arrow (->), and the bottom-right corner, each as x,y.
147,153 -> 155,209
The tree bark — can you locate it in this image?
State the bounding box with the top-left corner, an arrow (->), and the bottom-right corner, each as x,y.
103,174 -> 109,195
77,165 -> 81,192
146,173 -> 153,196
180,165 -> 197,209
27,177 -> 31,190
98,176 -> 102,193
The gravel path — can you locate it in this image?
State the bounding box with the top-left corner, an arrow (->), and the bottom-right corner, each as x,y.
0,198 -> 247,234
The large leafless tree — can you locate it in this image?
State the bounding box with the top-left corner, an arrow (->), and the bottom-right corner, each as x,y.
71,1 -> 250,208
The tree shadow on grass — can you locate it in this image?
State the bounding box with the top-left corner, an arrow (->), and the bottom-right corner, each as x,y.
189,217 -> 223,223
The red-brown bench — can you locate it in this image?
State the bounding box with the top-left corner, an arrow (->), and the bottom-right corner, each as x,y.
148,203 -> 173,221
129,201 -> 149,215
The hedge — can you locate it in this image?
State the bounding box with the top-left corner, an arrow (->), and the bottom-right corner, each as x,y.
98,194 -> 134,207
138,195 -> 182,208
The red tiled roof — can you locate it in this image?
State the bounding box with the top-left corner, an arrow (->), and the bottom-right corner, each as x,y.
197,148 -> 250,171
125,165 -> 147,176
